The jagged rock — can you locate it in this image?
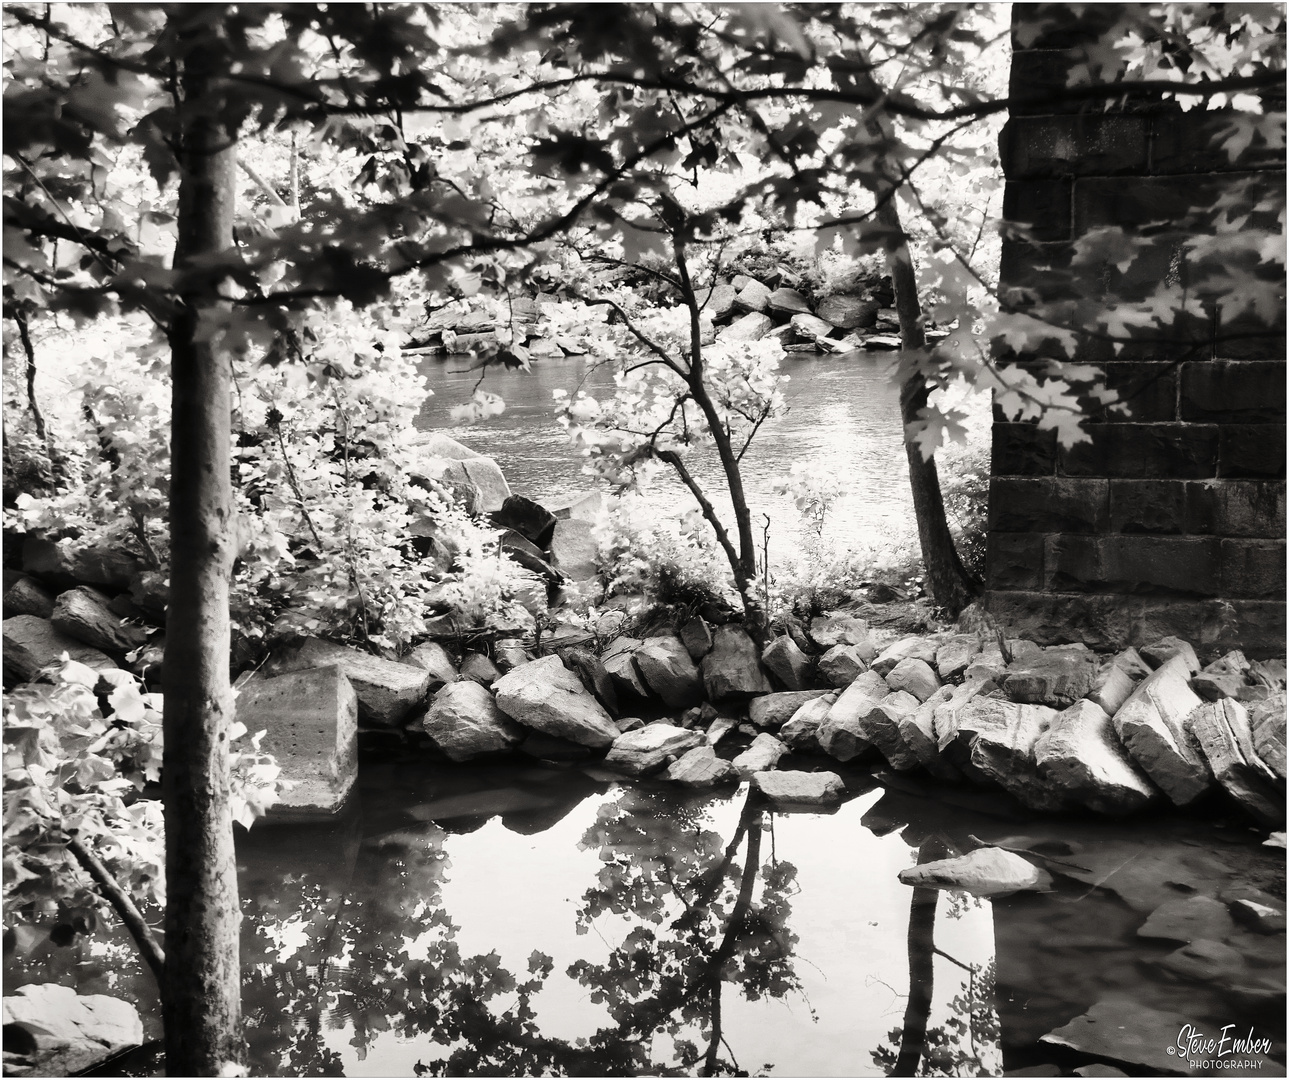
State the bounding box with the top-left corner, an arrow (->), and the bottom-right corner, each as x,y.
1035,699 -> 1160,815
48,586 -> 148,656
1249,694 -> 1286,779
808,614 -> 872,652
871,636 -> 938,677
499,530 -> 560,580
1192,670 -> 1250,701
604,722 -> 702,776
861,334 -> 902,350
1001,643 -> 1096,707
944,696 -> 1064,811
749,689 -> 830,729
560,646 -> 619,716
266,637 -> 432,728
1205,649 -> 1252,676
900,687 -> 964,781
403,641 -> 458,687
930,680 -> 993,748
237,665 -> 359,813
459,652 -> 501,688
815,670 -> 888,761
3,576 -> 55,619
603,637 -> 651,699
22,538 -> 142,592
854,691 -> 922,770
816,294 -> 879,330
616,716 -> 645,734
1251,658 -> 1287,690
766,287 -> 811,314
1137,895 -> 1236,942
680,616 -> 714,661
3,615 -> 118,683
409,435 -> 511,513
3,983 -> 143,1078
702,625 -> 772,701
664,744 -> 737,786
549,490 -> 605,523
934,636 -> 978,681
1140,635 -> 1200,675
789,312 -> 834,341
885,657 -> 941,703
490,494 -> 557,548
493,654 -> 619,748
1190,699 -> 1284,826
699,283 -> 737,319
634,636 -> 703,708
733,278 -> 771,312
1229,898 -> 1287,934
752,769 -> 846,806
817,643 -> 869,688
732,732 -> 787,777
779,692 -> 837,752
720,311 -> 772,341
706,714 -> 738,746
1088,647 -> 1151,716
548,518 -> 599,581
1112,655 -> 1213,805
964,646 -> 1008,684
899,847 -> 1052,897
762,635 -> 812,690
494,640 -> 530,673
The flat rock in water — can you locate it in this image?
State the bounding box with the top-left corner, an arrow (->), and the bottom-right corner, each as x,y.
752,769 -> 846,806
732,732 -> 787,777
1140,635 -> 1201,675
3,576 -> 55,619
854,691 -> 922,770
548,518 -> 599,581
1156,938 -> 1247,983
634,636 -> 703,708
266,637 -> 432,727
1189,698 -> 1284,826
1035,699 -> 1160,815
885,656 -> 941,702
871,636 -> 937,677
420,679 -> 524,763
493,654 -> 619,749
701,624 -> 772,701
2,614 -> 118,683
762,634 -> 812,690
1002,643 -> 1097,707
602,637 -> 650,699
779,692 -> 837,752
402,641 -> 458,687
749,689 -> 830,730
897,846 -> 1052,897
862,334 -> 902,350
1112,654 -> 1212,805
1137,895 -> 1237,942
237,665 -> 358,814
818,643 -> 869,688
816,670 -> 889,761
664,744 -> 736,786
1248,693 -> 1286,780
945,696 -> 1065,811
790,312 -> 835,341
808,614 -> 872,652
680,616 -> 714,661
604,722 -> 702,776
3,983 -> 144,1078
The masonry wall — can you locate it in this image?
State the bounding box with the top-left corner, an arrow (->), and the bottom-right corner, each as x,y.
987,4 -> 1286,657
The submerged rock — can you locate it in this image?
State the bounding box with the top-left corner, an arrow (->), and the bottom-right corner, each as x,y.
701,625 -> 773,701
752,769 -> 846,806
634,636 -> 703,708
897,847 -> 1052,897
1112,654 -> 1212,805
604,722 -> 702,776
1137,895 -> 1236,942
493,654 -> 619,748
420,679 -> 524,762
1035,699 -> 1160,815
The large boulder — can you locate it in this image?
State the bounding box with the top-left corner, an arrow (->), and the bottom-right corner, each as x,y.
680,616 -> 714,661
420,680 -> 523,761
664,744 -> 737,786
732,732 -> 787,777
898,847 -> 1052,898
749,689 -> 831,730
701,625 -> 772,701
733,279 -> 771,312
1001,643 -> 1097,707
51,586 -> 149,656
3,576 -> 55,619
499,530 -> 560,580
402,641 -> 458,687
3,983 -> 144,1078
602,637 -> 652,699
409,436 -> 511,513
3,615 -> 118,684
818,643 -> 869,688
1087,647 -> 1152,716
779,692 -> 837,752
815,670 -> 888,761
493,654 -> 619,749
604,722 -> 702,776
933,636 -> 978,681
719,311 -> 772,341
816,294 -> 879,330
1139,635 -> 1201,675
491,494 -> 557,548
634,636 -> 704,708
265,637 -> 432,728
885,657 -> 940,703
1189,699 -> 1284,826
853,691 -> 922,770
761,635 -> 812,690
766,287 -> 811,315
752,770 -> 846,806
236,665 -> 358,814
1035,699 -> 1160,815
1112,654 -> 1212,805
871,636 -> 938,677
549,518 -> 599,581
944,696 -> 1065,811
560,646 -> 619,715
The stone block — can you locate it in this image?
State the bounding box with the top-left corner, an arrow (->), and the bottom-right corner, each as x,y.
816,295 -> 878,329
818,643 -> 869,688
984,590 -> 1133,650
944,696 -> 1065,811
1139,636 -> 1200,675
664,745 -> 736,787
1007,48 -> 1095,114
761,634 -> 812,690
1073,174 -> 1227,232
1184,480 -> 1285,539
265,637 -> 432,728
1107,480 -> 1186,535
634,636 -> 703,708
766,287 -> 810,314
779,692 -> 837,752
602,637 -> 651,699
1002,178 -> 1072,241
3,614 -> 118,683
749,690 -> 830,730
490,494 -> 557,548
1096,361 -> 1179,423
733,279 -> 771,312
1190,698 -> 1284,825
991,423 -> 1057,476
1112,655 -> 1212,805
1002,642 -> 1097,706
1220,539 -> 1286,598
493,654 -> 619,749
1248,694 -> 1286,780
988,533 -> 1045,591
989,477 -> 1109,533
236,665 -> 358,815
885,657 -> 941,702
1217,425 -> 1286,478
1180,361 -> 1286,423
733,732 -> 787,777
1151,108 -> 1289,174
3,576 -> 54,619
1044,535 -> 1220,596
702,625 -> 773,701
1088,648 -> 1151,716
1059,423 -> 1220,479
934,636 -> 979,681
1036,699 -> 1160,814
1000,113 -> 1149,178
816,670 -> 888,761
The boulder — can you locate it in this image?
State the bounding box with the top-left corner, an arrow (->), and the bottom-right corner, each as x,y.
1205,649 -> 1252,677
1156,939 -> 1247,983
705,714 -> 738,746
490,494 -> 557,548
604,722 -> 702,776
3,576 -> 55,619
934,636 -> 978,681
733,278 -> 771,312
455,652 -> 499,688
1249,694 -> 1286,779
766,287 -> 811,315
634,636 -> 704,708
548,518 -> 599,581
549,490 -> 605,523
494,640 -> 530,673
853,691 -> 922,770
420,680 -> 524,762
944,696 -> 1065,811
1250,658 -> 1287,690
816,294 -> 879,330
1112,654 -> 1213,805
603,637 -> 652,699
789,313 -> 835,341
410,441 -> 511,513
560,646 -> 619,716
1088,647 -> 1152,716
884,657 -> 941,703
22,537 -> 142,592
1001,643 -> 1097,707
815,670 -> 889,762
719,311 -> 772,341
699,283 -> 737,320
871,636 -> 938,677
1139,635 -> 1200,675
899,688 -> 963,781
779,692 -> 837,752
818,643 -> 869,688
665,745 -> 737,786
265,637 -> 433,728
493,654 -> 619,749
1189,699 -> 1284,826
1137,895 -> 1236,942
50,586 -> 148,655
3,983 -> 143,1078
701,625 -> 773,701
403,641 -> 458,687
808,614 -> 872,652
1191,670 -> 1250,702
761,635 -> 812,690
963,646 -> 1008,684
1035,699 -> 1160,815
749,689 -> 830,729
499,530 -> 560,580
898,847 -> 1052,897
732,732 -> 787,777
680,616 -> 714,661
752,769 -> 846,806
2,615 -> 118,683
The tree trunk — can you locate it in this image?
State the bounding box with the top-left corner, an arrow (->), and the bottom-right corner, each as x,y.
892,840 -> 944,1076
161,16 -> 244,1074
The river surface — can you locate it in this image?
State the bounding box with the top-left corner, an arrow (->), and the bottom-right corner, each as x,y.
7,758 -> 1283,1077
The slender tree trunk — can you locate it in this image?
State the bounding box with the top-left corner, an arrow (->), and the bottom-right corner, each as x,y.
892,841 -> 943,1076
161,16 -> 244,1074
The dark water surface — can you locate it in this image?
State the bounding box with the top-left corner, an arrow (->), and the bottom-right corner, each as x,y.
7,760 -> 1283,1077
